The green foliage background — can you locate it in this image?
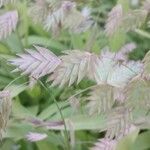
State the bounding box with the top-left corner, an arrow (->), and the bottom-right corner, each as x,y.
0,0 -> 150,150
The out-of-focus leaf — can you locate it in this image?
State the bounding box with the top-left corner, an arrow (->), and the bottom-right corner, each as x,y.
26,36 -> 67,51
38,101 -> 69,120
135,29 -> 150,39
0,43 -> 10,54
5,33 -> 23,53
131,131 -> 150,150
36,140 -> 58,150
47,115 -> 107,131
12,99 -> 35,118
27,105 -> 39,116
0,140 -> 15,150
116,128 -> 139,150
7,84 -> 27,98
4,122 -> 33,140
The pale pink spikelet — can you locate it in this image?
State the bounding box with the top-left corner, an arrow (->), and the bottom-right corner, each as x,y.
105,107 -> 132,139
65,6 -> 93,33
101,43 -> 136,62
44,1 -> 76,34
91,138 -> 117,150
48,51 -> 100,87
0,10 -> 18,40
105,4 -> 123,36
115,43 -> 136,62
26,132 -> 47,142
29,0 -> 50,23
45,0 -> 92,34
48,50 -> 93,87
119,43 -> 136,54
10,45 -> 61,79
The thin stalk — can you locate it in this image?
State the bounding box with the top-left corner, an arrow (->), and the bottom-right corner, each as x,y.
4,76 -> 24,90
38,80 -> 71,150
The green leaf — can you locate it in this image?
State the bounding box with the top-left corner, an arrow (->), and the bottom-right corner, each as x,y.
5,33 -> 23,53
26,36 -> 67,51
131,131 -> 150,150
38,101 -> 69,120
135,29 -> 150,39
7,84 -> 27,98
116,128 -> 139,150
109,30 -> 126,52
36,141 -> 58,150
47,115 -> 107,131
4,120 -> 33,140
12,99 -> 35,118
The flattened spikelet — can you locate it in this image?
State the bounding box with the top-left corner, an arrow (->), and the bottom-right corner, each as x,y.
48,50 -> 93,87
125,77 -> 150,110
48,51 -> 101,87
105,107 -> 132,139
93,51 -> 143,87
105,4 -> 147,36
86,85 -> 115,115
10,45 -> 61,79
105,4 -> 123,36
26,132 -> 48,142
29,0 -> 51,24
122,9 -> 147,32
0,10 -> 18,40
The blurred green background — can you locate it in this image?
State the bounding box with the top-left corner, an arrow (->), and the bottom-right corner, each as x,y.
0,0 -> 150,150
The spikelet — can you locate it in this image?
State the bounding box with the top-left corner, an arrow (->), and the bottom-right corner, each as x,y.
43,1 -> 92,34
93,50 -> 143,87
105,4 -> 123,36
0,10 -> 18,40
100,43 -> 136,62
125,76 -> 150,111
48,50 -> 93,87
105,107 -> 132,140
64,6 -> 93,33
44,1 -> 76,34
0,90 -> 11,138
26,132 -> 48,142
116,42 -> 136,62
29,0 -> 60,23
122,9 -> 147,32
105,4 -> 147,36
10,45 -> 61,79
86,85 -> 115,115
91,138 -> 117,150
